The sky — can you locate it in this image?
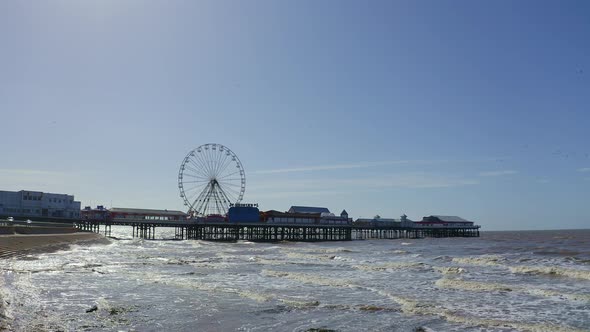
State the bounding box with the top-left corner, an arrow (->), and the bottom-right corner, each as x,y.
0,1 -> 589,231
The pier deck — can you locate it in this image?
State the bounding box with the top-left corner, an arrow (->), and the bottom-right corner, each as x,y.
76,220 -> 480,241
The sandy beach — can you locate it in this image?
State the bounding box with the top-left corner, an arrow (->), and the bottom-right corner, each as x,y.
0,232 -> 109,259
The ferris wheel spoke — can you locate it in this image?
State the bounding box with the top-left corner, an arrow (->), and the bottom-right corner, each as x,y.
215,188 -> 230,214
193,151 -> 212,178
191,184 -> 210,206
217,170 -> 241,180
183,174 -> 210,181
183,166 -> 209,179
217,185 -> 235,203
184,180 -> 210,190
219,163 -> 240,175
218,152 -> 233,177
204,146 -> 216,177
183,179 -> 210,183
216,185 -> 232,202
188,158 -> 210,179
191,181 -> 211,201
215,152 -> 230,177
210,148 -> 224,177
212,189 -> 224,214
212,147 -> 225,176
218,178 -> 243,193
189,154 -> 207,173
221,186 -> 241,198
218,186 -> 242,196
217,178 -> 244,183
194,188 -> 211,215
191,155 -> 212,179
189,158 -> 210,178
216,153 -> 234,176
217,180 -> 243,189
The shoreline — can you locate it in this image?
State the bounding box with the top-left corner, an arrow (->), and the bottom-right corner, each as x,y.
0,232 -> 110,259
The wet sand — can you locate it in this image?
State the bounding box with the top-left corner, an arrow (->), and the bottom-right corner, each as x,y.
0,232 -> 109,259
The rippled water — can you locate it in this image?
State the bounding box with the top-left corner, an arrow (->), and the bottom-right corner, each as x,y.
1,228 -> 589,331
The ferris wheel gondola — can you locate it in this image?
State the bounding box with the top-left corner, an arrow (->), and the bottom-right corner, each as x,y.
178,144 -> 245,217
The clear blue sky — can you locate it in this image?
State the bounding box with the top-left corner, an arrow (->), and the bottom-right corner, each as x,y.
1,1 -> 589,230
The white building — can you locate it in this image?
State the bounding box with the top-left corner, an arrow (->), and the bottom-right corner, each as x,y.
0,190 -> 81,220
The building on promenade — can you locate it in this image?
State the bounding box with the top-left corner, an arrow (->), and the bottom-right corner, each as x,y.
319,210 -> 351,225
109,207 -> 187,222
354,214 -> 415,228
0,190 -> 81,220
81,206 -> 188,223
264,207 -> 351,225
81,205 -> 110,221
264,210 -> 320,224
415,215 -> 475,227
288,206 -> 330,214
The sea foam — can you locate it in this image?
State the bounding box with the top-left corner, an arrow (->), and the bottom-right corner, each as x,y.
509,265 -> 590,281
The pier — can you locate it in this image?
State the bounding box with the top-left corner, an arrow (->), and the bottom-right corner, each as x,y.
75,220 -> 480,241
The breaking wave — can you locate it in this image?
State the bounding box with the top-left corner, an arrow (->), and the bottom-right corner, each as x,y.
434,266 -> 465,274
435,277 -> 513,292
353,262 -> 427,271
436,277 -> 590,302
368,286 -> 586,332
285,252 -> 341,262
451,255 -> 504,266
509,265 -> 590,281
261,269 -> 355,288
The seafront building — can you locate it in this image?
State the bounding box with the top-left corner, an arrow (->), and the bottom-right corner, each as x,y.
415,215 -> 476,227
0,190 -> 81,220
353,214 -> 414,227
263,205 -> 351,225
81,206 -> 187,223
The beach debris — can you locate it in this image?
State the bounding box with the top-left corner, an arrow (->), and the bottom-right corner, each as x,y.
85,305 -> 98,313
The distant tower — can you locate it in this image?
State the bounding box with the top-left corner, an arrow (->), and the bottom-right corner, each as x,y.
340,209 -> 348,219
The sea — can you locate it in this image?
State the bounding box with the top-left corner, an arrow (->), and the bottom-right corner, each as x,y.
1,228 -> 589,332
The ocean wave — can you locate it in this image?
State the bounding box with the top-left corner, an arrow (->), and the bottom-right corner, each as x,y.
435,278 -> 513,292
0,272 -> 69,332
433,255 -> 453,262
435,277 -> 590,303
261,269 -> 355,288
353,262 -> 426,271
0,275 -> 12,331
305,248 -> 355,254
451,255 -> 504,266
434,266 -> 465,274
360,287 -> 435,316
526,288 -> 590,302
285,252 -> 340,261
232,289 -> 274,302
509,265 -> 590,281
440,310 -> 587,332
533,249 -> 581,256
366,285 -> 586,332
278,298 -> 321,308
248,257 -> 286,266
391,249 -> 408,254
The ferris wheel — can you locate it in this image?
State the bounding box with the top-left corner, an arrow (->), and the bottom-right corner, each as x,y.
178,144 -> 246,217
